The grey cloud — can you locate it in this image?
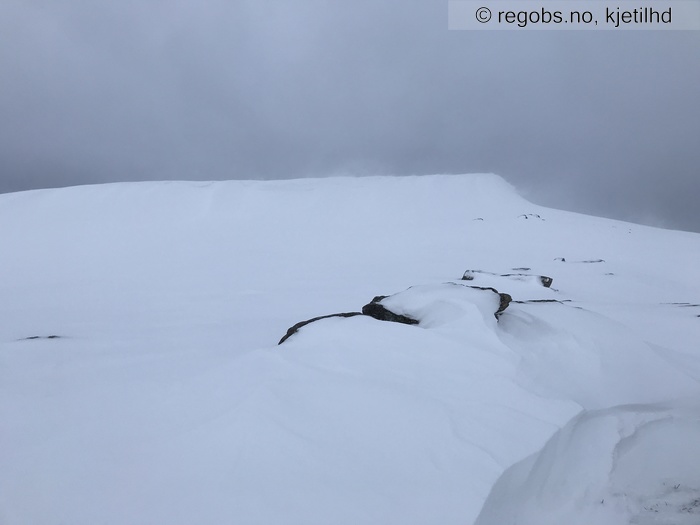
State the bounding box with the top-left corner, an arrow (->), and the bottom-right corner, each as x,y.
1,0 -> 699,231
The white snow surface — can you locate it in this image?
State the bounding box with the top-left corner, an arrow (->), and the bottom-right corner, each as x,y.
1,174 -> 699,524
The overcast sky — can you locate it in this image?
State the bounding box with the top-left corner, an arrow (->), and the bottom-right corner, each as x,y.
1,0 -> 699,231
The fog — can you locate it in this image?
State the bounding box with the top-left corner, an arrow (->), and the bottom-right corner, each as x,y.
1,0 -> 698,231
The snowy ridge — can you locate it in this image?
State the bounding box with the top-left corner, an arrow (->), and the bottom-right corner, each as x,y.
1,174 -> 699,524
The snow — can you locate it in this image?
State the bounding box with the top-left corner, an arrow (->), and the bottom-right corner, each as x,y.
1,174 -> 699,524
475,403 -> 700,525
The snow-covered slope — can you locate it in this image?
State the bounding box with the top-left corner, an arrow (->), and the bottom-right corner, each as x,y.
1,174 -> 699,524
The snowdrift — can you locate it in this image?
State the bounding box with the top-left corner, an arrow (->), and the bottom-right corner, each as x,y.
1,174 -> 699,524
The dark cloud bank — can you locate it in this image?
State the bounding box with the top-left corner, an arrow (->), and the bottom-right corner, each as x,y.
1,1 -> 699,231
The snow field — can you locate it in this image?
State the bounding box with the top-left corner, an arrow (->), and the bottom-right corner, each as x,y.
1,174 -> 699,524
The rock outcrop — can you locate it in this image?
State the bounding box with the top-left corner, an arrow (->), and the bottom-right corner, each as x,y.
279,281 -> 515,344
462,269 -> 553,288
278,312 -> 363,344
361,296 -> 420,325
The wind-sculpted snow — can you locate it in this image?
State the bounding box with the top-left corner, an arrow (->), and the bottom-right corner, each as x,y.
1,174 -> 699,524
475,403 -> 700,525
279,283 -> 510,344
374,283 -> 508,326
499,301 -> 700,409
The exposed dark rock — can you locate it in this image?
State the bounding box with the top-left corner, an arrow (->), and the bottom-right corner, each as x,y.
22,335 -> 61,340
455,284 -> 511,317
665,304 -> 700,317
281,281 -> 515,344
462,270 -> 491,280
518,213 -> 543,220
539,276 -> 553,288
473,217 -> 484,221
459,284 -> 499,295
554,257 -> 605,263
512,299 -> 582,309
498,273 -> 553,288
496,292 -> 512,316
512,267 -> 531,271
462,269 -> 553,288
513,299 -> 570,304
279,312 -> 364,345
362,298 -> 420,325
